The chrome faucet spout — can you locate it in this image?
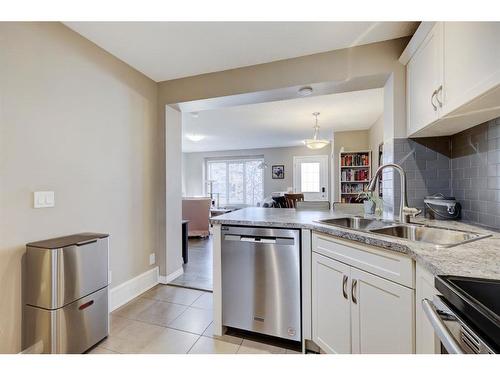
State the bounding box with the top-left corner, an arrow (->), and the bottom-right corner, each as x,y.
368,163 -> 421,223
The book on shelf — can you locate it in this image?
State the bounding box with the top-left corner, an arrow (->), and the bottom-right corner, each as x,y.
341,195 -> 366,203
341,168 -> 369,182
341,182 -> 368,194
339,150 -> 371,204
340,153 -> 370,167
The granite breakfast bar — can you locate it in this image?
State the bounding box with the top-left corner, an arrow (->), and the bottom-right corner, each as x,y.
209,207 -> 500,353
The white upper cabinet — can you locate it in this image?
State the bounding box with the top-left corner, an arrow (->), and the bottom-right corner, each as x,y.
441,22 -> 500,116
403,22 -> 500,137
407,23 -> 443,135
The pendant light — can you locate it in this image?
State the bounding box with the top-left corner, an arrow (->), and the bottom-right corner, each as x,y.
303,112 -> 329,150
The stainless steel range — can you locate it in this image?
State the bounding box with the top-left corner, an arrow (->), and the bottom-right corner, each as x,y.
23,233 -> 109,354
221,225 -> 301,342
423,275 -> 499,354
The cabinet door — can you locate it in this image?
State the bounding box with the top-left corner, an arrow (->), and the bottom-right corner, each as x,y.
351,268 -> 414,354
441,22 -> 500,116
415,264 -> 439,354
311,252 -> 351,354
407,22 -> 443,136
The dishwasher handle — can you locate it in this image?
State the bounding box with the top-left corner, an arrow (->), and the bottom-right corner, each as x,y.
240,236 -> 276,244
224,234 -> 295,245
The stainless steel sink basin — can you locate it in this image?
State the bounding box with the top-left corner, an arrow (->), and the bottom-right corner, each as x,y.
370,224 -> 491,248
316,217 -> 394,231
316,216 -> 490,248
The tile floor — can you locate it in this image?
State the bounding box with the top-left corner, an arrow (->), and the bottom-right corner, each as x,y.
89,284 -> 301,354
170,237 -> 213,291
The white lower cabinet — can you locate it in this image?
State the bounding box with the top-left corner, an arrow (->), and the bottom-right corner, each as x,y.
312,253 -> 351,354
311,234 -> 415,354
350,267 -> 414,354
415,263 -> 440,354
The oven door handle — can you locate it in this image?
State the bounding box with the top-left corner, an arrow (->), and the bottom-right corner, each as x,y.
422,298 -> 464,354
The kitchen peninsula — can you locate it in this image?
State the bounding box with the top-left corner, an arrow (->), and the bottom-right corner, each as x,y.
210,207 -> 500,354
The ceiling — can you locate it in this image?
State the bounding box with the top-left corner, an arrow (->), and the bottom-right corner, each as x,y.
64,22 -> 418,81
182,88 -> 384,153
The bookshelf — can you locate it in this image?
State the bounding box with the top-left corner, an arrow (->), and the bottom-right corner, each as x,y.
339,150 -> 372,203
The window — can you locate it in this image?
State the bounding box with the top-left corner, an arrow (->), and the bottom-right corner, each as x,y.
300,162 -> 320,192
207,158 -> 264,206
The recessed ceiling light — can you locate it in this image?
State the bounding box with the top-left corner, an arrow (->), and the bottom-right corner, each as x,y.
186,133 -> 205,142
191,112 -> 199,118
298,86 -> 313,96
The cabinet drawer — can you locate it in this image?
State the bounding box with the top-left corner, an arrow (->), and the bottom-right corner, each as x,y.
312,232 -> 414,288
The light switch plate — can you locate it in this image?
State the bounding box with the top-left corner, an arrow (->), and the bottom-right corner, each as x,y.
34,191 -> 55,208
149,253 -> 156,265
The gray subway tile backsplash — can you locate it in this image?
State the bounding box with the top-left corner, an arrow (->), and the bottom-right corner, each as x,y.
393,137 -> 452,213
393,118 -> 500,228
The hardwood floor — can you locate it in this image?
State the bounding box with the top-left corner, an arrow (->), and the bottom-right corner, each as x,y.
169,237 -> 213,291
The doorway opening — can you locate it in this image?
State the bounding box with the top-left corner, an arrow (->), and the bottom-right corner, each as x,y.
165,82 -> 384,292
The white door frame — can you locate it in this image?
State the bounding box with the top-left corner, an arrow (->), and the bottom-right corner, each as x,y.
293,155 -> 329,201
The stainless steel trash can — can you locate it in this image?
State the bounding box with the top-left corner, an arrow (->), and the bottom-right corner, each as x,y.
24,233 -> 110,354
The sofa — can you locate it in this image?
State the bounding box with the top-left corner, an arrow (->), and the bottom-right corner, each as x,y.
182,197 -> 211,237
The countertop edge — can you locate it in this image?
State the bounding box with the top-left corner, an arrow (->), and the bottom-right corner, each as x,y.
210,214 -> 499,280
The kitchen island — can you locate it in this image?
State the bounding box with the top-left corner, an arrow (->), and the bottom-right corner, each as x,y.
210,207 -> 500,354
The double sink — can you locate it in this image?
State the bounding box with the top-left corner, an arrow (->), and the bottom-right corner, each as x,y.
316,217 -> 491,248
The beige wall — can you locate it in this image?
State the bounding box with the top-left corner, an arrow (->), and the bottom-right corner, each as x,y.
164,107 -> 183,276
369,115 -> 384,170
0,22 -> 158,353
158,37 -> 409,105
183,145 -> 333,201
332,130 -> 370,201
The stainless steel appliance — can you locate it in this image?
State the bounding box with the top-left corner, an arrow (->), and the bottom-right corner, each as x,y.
24,233 -> 109,354
424,194 -> 461,220
422,275 -> 499,354
221,226 -> 301,342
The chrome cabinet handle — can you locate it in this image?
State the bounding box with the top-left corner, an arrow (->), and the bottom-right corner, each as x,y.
431,90 -> 438,111
351,279 -> 358,304
422,298 -> 464,354
342,275 -> 348,300
435,85 -> 443,107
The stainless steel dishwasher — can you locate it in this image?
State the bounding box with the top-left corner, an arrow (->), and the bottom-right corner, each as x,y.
221,225 -> 301,342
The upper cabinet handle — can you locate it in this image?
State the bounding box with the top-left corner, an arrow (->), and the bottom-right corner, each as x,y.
435,85 -> 443,108
431,90 -> 438,111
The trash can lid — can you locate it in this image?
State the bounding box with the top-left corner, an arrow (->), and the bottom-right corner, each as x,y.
27,232 -> 109,249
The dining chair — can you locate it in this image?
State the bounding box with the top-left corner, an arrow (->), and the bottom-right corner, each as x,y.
284,193 -> 305,208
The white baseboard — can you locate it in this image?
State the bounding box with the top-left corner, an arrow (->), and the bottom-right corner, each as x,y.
109,266 -> 159,312
158,267 -> 184,284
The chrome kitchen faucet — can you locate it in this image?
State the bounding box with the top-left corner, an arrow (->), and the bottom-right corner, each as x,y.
367,163 -> 422,223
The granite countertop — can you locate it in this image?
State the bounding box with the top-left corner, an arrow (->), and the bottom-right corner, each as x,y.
210,207 -> 500,280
